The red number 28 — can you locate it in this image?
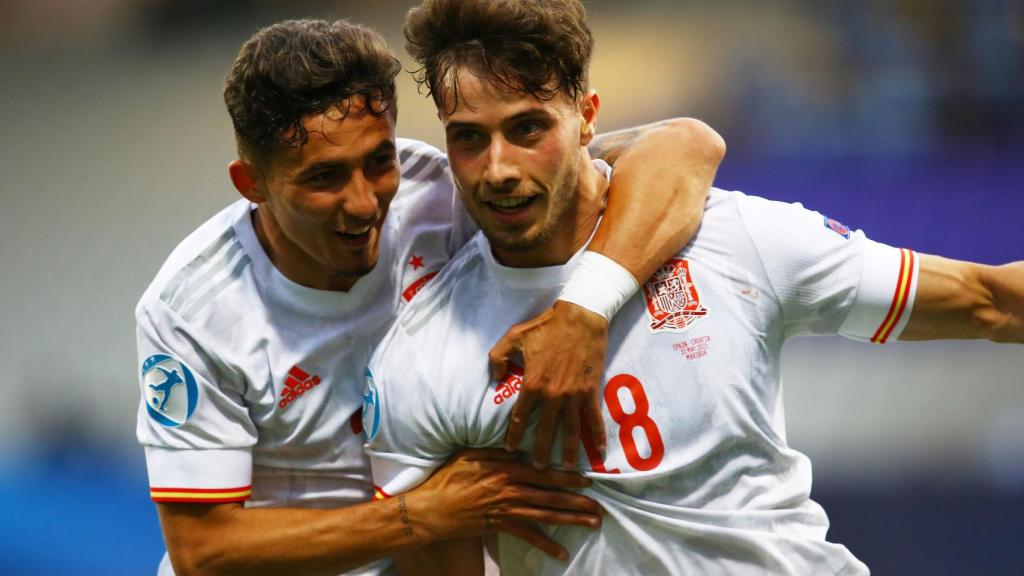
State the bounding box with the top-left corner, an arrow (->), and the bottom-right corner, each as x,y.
582,374 -> 665,473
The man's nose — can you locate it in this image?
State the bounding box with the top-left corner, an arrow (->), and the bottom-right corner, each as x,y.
483,137 -> 521,191
343,171 -> 380,221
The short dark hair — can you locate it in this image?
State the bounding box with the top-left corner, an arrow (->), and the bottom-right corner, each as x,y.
404,0 -> 593,112
224,19 -> 401,164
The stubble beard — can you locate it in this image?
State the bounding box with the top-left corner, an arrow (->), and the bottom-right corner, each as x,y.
472,157 -> 580,254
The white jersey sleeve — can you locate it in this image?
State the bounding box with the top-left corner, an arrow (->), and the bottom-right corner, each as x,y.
136,298 -> 257,503
734,194 -> 919,343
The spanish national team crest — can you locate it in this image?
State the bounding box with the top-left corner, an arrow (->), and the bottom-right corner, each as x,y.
643,258 -> 709,333
362,368 -> 381,442
142,354 -> 199,427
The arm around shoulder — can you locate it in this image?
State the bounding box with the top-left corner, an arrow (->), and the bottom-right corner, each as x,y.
588,117 -> 726,283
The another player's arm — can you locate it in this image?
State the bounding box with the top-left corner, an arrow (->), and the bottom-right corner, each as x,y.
490,118 -> 726,469
587,117 -> 725,280
900,254 -> 1024,342
157,449 -> 597,576
394,537 -> 485,576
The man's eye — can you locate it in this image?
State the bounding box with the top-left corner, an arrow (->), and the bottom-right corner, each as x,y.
516,120 -> 544,136
373,153 -> 397,168
453,130 -> 482,145
308,170 -> 338,184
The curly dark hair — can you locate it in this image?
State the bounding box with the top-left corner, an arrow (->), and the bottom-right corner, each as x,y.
224,19 -> 401,164
403,0 -> 593,113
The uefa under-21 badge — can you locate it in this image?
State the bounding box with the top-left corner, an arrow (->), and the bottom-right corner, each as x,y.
823,215 -> 852,239
362,368 -> 381,442
142,354 -> 199,427
643,258 -> 709,333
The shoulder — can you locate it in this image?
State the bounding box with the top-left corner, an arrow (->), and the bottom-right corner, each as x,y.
386,139 -> 457,235
396,138 -> 451,192
136,199 -> 256,329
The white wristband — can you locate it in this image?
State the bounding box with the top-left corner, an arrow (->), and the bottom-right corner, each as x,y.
557,251 -> 640,321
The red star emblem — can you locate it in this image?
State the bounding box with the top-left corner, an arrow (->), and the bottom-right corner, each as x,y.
409,255 -> 424,270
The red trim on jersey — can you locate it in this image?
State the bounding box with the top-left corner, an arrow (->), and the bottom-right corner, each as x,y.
373,485 -> 392,501
871,249 -> 915,344
150,485 -> 253,503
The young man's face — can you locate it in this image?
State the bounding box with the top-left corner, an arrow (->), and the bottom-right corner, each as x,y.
240,99 -> 399,290
440,70 -> 597,266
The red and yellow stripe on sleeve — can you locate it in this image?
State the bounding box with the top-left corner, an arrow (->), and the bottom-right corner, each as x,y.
373,485 -> 392,501
871,248 -> 916,344
150,485 -> 252,503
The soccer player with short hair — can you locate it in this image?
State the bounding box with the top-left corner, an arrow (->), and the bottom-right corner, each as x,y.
135,18 -> 725,576
364,1 -> 1024,574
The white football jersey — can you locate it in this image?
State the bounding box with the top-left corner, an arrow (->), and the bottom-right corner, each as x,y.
365,187 -> 920,575
135,138 -> 475,576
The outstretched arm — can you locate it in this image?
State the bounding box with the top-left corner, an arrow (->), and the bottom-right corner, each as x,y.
489,118 -> 725,469
900,254 -> 1024,342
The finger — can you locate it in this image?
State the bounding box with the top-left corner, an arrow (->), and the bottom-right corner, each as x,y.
503,461 -> 591,490
498,504 -> 601,529
561,396 -> 582,470
531,397 -> 562,469
503,485 -> 602,516
582,393 -> 608,455
498,522 -> 569,561
504,388 -> 539,452
488,329 -> 518,381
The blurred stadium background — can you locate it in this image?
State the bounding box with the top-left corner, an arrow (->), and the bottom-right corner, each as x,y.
1,0 -> 1021,574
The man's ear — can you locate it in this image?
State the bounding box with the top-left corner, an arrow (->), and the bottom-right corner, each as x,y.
228,159 -> 266,204
579,89 -> 601,147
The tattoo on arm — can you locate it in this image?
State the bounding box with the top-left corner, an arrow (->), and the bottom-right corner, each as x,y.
398,495 -> 413,537
588,119 -> 675,166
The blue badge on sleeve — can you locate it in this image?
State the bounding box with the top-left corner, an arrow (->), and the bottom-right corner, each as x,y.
823,215 -> 852,239
362,368 -> 382,442
142,354 -> 199,427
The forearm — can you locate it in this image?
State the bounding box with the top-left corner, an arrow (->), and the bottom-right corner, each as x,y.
588,117 -> 724,282
978,260 -> 1024,342
394,537 -> 485,576
900,255 -> 1024,343
159,496 -> 433,576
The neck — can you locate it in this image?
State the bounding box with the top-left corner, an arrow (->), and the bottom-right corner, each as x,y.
492,150 -> 608,268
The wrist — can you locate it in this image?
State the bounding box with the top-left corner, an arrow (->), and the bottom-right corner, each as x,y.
399,491 -> 445,546
558,250 -> 639,321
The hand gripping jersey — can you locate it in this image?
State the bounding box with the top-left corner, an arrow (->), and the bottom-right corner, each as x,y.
365,188 -> 920,576
135,139 -> 475,576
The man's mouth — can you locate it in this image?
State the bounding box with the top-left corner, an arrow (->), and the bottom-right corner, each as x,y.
485,195 -> 538,214
335,225 -> 372,246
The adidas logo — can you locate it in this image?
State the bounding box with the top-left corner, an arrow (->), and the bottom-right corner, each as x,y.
278,365 -> 322,409
493,364 -> 523,405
